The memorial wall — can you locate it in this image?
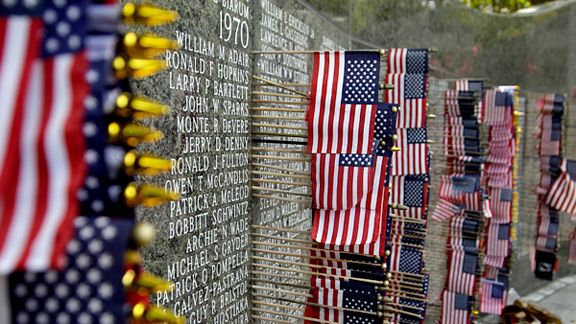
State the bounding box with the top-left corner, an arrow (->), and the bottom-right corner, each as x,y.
128,1 -> 357,322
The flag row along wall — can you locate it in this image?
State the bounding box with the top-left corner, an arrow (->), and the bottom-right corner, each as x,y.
532,93 -> 576,279
249,48 -> 433,323
0,1 -> 183,323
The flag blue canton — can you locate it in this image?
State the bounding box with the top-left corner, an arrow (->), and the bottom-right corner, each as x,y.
452,175 -> 479,193
462,219 -> 480,233
374,103 -> 398,158
454,293 -> 471,310
343,291 -> 378,324
404,73 -> 426,99
463,127 -> 479,138
498,224 -> 510,240
405,49 -> 429,74
490,282 -> 505,299
0,0 -> 42,15
495,92 -> 508,106
403,178 -> 425,207
399,248 -> 423,273
9,217 -> 132,324
499,189 -> 513,201
462,238 -> 477,251
41,0 -> 88,57
342,52 -> 380,104
566,160 -> 576,179
338,153 -> 374,167
462,252 -> 478,274
468,80 -> 484,93
406,128 -> 427,144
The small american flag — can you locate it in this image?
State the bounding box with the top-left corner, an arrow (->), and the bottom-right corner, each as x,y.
384,73 -> 427,128
389,175 -> 429,219
391,127 -> 428,175
0,0 -> 89,273
546,160 -> 576,214
441,291 -> 473,324
447,249 -> 478,295
431,198 -> 462,221
485,222 -> 510,265
386,48 -> 429,74
304,287 -> 380,324
307,51 -> 380,154
387,245 -> 423,274
480,280 -> 507,315
489,188 -> 513,220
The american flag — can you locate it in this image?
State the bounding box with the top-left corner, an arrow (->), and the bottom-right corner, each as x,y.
0,1 -> 43,193
441,291 -> 473,324
307,51 -> 380,154
546,160 -> 576,214
0,0 -> 89,273
389,175 -> 428,219
537,207 -> 559,237
312,104 -> 397,246
386,48 -> 429,74
486,222 -> 510,261
480,280 -> 507,315
447,249 -> 478,295
391,127 -> 428,175
489,188 -> 513,220
384,73 -> 427,128
304,287 -> 380,324
431,198 -> 462,221
483,91 -> 512,125
536,93 -> 564,113
4,216 -> 132,323
311,103 -> 396,210
387,245 -> 423,274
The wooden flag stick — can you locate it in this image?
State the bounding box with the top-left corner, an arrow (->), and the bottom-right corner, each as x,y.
253,194 -> 311,204
252,186 -> 312,197
252,75 -> 310,98
251,285 -> 312,298
251,155 -> 309,162
251,276 -> 310,290
251,107 -> 306,113
252,99 -> 309,105
252,91 -> 308,99
383,306 -> 424,319
250,170 -> 310,179
381,288 -> 427,300
252,178 -> 311,187
251,163 -> 309,176
252,308 -> 338,324
252,131 -> 308,138
251,115 -> 306,121
389,216 -> 427,224
251,248 -> 381,269
252,123 -> 308,131
252,263 -> 384,286
253,293 -> 382,317
251,240 -> 382,261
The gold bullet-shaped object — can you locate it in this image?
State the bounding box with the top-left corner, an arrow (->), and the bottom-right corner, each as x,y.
392,106 -> 398,113
132,222 -> 157,247
124,151 -> 171,176
123,32 -> 179,58
390,203 -> 408,210
392,135 -> 398,141
379,49 -> 386,57
383,280 -> 390,286
122,3 -> 178,26
386,273 -> 392,279
516,127 -> 522,133
108,122 -> 164,147
113,55 -> 166,79
379,82 -> 386,90
513,111 -> 524,116
125,271 -> 172,292
132,302 -> 185,324
385,250 -> 391,257
391,146 -> 401,152
426,139 -> 435,144
124,250 -> 141,265
114,92 -> 170,120
124,182 -> 180,207
428,113 -> 437,118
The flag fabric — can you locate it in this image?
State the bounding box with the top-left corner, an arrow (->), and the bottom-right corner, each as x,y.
307,51 -> 380,154
431,198 -> 462,221
546,159 -> 576,214
304,287 -> 380,324
384,73 -> 427,128
480,280 -> 507,314
389,175 -> 429,219
7,216 -> 132,323
0,1 -> 43,193
485,222 -> 510,263
386,48 -> 429,74
489,188 -> 513,220
0,0 -> 89,274
391,127 -> 428,175
446,249 -> 478,295
441,291 -> 472,324
311,103 -> 397,210
312,104 -> 397,246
